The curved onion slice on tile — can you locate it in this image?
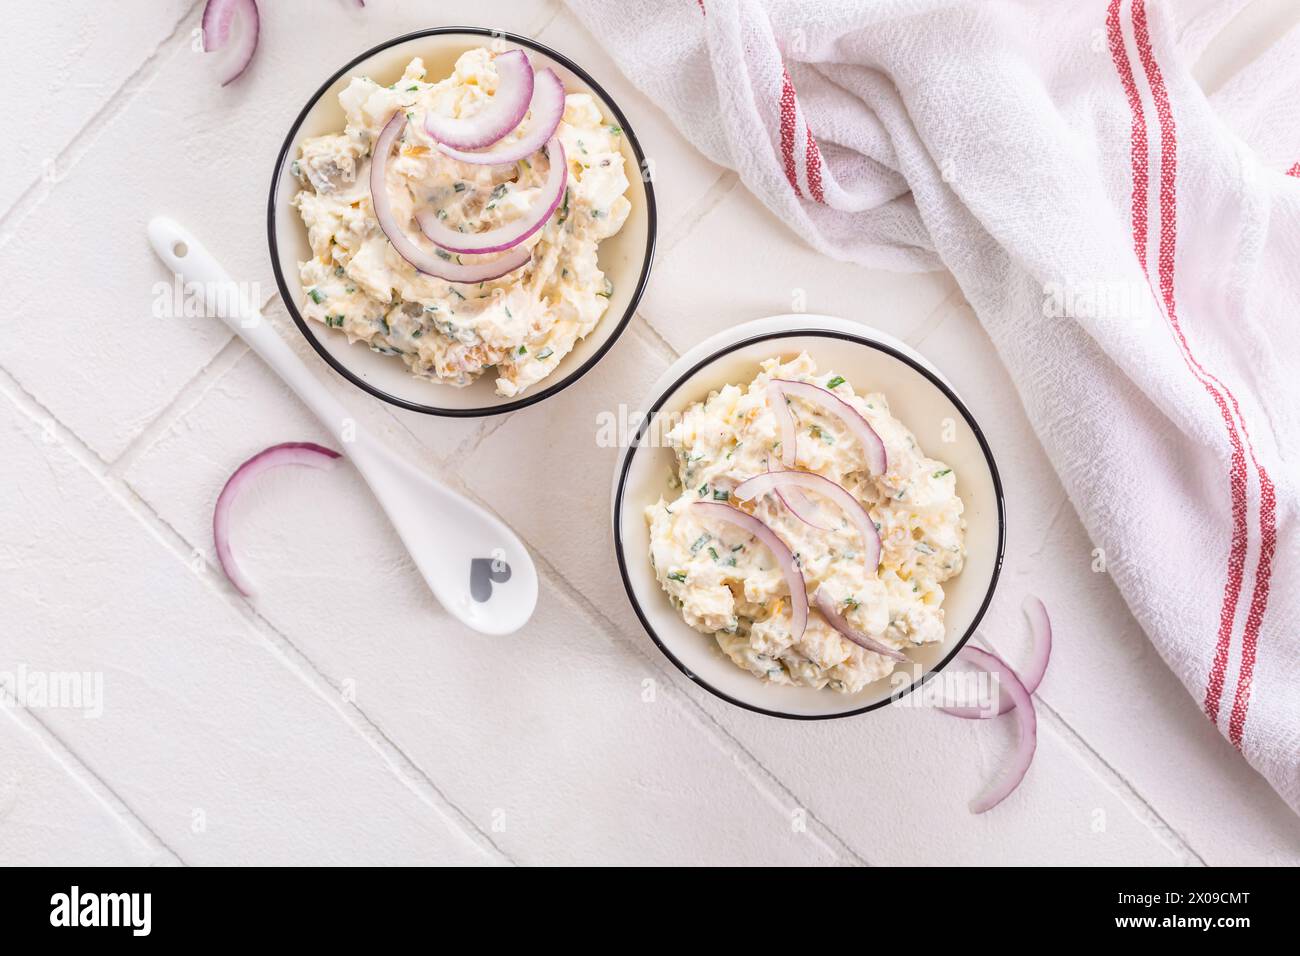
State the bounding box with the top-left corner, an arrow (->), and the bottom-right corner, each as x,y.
940,596 -> 1052,718
213,442 -> 342,597
692,502 -> 807,641
201,0 -> 260,87
954,645 -> 1037,813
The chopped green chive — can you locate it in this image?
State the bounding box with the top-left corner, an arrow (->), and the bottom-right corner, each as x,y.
826,375 -> 845,389
308,288 -> 325,304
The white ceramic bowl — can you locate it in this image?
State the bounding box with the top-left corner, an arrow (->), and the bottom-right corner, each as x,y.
268,27 -> 656,417
611,315 -> 1006,719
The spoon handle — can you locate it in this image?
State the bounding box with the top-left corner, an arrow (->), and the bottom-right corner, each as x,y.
146,216 -> 538,635
148,216 -> 355,432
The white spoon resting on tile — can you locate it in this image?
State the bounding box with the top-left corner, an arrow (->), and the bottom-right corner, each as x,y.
147,216 -> 537,636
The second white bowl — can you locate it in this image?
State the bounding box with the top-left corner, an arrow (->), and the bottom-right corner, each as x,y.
611,314 -> 1006,719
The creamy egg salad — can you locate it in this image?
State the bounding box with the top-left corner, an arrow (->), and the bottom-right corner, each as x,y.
646,354 -> 966,693
290,47 -> 631,396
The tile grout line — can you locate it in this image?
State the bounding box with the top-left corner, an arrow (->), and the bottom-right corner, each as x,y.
437,343 -> 1206,865
108,335 -> 249,478
654,169 -> 740,261
631,311 -> 681,363
0,688 -> 184,866
0,0 -> 203,247
440,472 -> 870,866
0,375 -> 188,867
971,631 -> 1208,865
904,279 -> 968,350
922,290 -> 1194,857
525,0 -> 565,37
0,363 -> 515,867
1036,698 -> 1208,866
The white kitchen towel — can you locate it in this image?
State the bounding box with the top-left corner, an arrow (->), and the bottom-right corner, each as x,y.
567,0 -> 1300,813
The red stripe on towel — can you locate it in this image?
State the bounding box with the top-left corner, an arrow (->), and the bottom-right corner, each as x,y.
1130,0 -> 1275,740
805,126 -> 826,204
1107,0 -> 1250,730
779,67 -> 803,198
1105,1 -> 1148,264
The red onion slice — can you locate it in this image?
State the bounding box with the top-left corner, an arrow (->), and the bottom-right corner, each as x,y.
734,470 -> 882,572
940,596 -> 1052,718
693,502 -> 807,641
763,456 -> 834,531
812,588 -> 906,662
415,138 -> 566,254
435,68 -> 567,166
955,646 -> 1037,813
370,113 -> 532,283
213,442 -> 342,597
201,0 -> 237,49
770,379 -> 888,476
766,382 -> 799,468
201,0 -> 260,87
423,49 -> 534,150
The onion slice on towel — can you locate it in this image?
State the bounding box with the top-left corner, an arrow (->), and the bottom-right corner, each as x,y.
213,442 -> 342,596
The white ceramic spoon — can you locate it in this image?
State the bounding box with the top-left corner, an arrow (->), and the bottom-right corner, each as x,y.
148,216 -> 537,635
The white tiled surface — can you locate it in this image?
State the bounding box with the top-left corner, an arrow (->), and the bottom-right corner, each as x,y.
1,0 -> 1296,866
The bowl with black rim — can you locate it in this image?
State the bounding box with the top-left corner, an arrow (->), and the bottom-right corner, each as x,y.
611,314 -> 1006,719
268,27 -> 656,417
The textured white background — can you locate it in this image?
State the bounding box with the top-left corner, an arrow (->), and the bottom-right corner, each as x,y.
1,0 -> 1297,866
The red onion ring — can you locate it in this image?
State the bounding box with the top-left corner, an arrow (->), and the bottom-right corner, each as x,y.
415,138 -> 566,254
423,49 -> 534,150
939,597 -> 1052,718
812,588 -> 906,662
955,646 -> 1037,813
734,469 -> 882,572
769,379 -> 888,476
201,0 -> 260,87
370,112 -> 532,282
435,68 -> 567,166
693,502 -> 807,641
213,442 -> 342,597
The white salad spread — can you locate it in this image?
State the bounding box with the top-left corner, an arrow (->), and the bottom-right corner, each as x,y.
646,354 -> 967,693
290,47 -> 631,396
